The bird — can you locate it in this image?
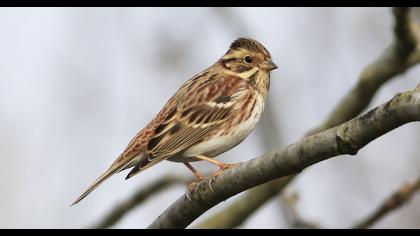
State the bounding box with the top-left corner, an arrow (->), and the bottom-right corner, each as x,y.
72,37 -> 277,205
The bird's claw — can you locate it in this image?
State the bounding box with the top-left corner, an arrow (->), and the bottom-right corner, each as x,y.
185,177 -> 204,201
186,163 -> 239,200
208,178 -> 215,192
208,163 -> 239,192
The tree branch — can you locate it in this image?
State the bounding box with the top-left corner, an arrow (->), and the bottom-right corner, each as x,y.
91,174 -> 187,228
148,85 -> 420,229
277,175 -> 420,229
353,176 -> 420,229
197,7 -> 420,228
308,7 -> 420,135
196,177 -> 291,229
280,192 -> 321,229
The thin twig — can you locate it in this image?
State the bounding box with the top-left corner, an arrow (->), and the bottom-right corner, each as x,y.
280,175 -> 420,229
281,192 -> 321,229
353,177 -> 420,229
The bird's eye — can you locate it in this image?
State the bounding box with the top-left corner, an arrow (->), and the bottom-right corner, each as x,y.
244,55 -> 253,64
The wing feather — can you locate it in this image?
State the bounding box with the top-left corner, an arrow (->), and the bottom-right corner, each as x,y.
126,75 -> 248,178
147,76 -> 246,160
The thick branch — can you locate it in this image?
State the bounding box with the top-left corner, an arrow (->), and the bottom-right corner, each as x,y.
148,85 -> 420,229
91,175 -> 187,228
353,177 -> 420,229
196,177 -> 291,229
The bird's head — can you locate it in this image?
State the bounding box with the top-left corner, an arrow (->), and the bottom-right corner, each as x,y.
218,38 -> 277,79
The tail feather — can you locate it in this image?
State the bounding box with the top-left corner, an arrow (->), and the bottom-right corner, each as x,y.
71,153 -> 162,206
71,156 -> 140,206
71,166 -> 121,206
125,156 -> 166,180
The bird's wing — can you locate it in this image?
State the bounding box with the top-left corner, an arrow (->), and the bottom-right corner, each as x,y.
125,75 -> 249,179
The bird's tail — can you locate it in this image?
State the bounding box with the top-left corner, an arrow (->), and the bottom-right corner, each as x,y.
71,156 -> 138,206
71,167 -> 120,206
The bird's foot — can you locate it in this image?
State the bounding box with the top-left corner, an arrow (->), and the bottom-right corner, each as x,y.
185,176 -> 205,201
208,162 -> 240,192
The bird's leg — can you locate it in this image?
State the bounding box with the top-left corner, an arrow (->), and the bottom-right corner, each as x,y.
195,155 -> 239,190
183,162 -> 205,201
195,155 -> 237,169
184,162 -> 205,181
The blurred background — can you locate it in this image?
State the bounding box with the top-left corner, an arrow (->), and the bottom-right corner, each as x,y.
1,7 -> 420,228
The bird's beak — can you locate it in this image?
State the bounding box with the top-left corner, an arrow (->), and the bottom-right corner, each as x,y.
259,59 -> 278,71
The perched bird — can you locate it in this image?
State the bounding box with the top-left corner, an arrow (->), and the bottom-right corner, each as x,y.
72,38 -> 277,205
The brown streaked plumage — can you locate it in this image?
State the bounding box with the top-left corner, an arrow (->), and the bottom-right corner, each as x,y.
72,38 -> 277,205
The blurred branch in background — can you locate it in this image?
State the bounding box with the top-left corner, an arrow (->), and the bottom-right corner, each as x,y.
281,191 -> 321,229
197,7 -> 420,229
148,84 -> 420,228
212,7 -> 250,35
277,175 -> 420,229
308,7 -> 420,135
354,176 -> 420,229
90,174 -> 188,228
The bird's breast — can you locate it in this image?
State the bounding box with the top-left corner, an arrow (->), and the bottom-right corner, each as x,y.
169,93 -> 265,162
